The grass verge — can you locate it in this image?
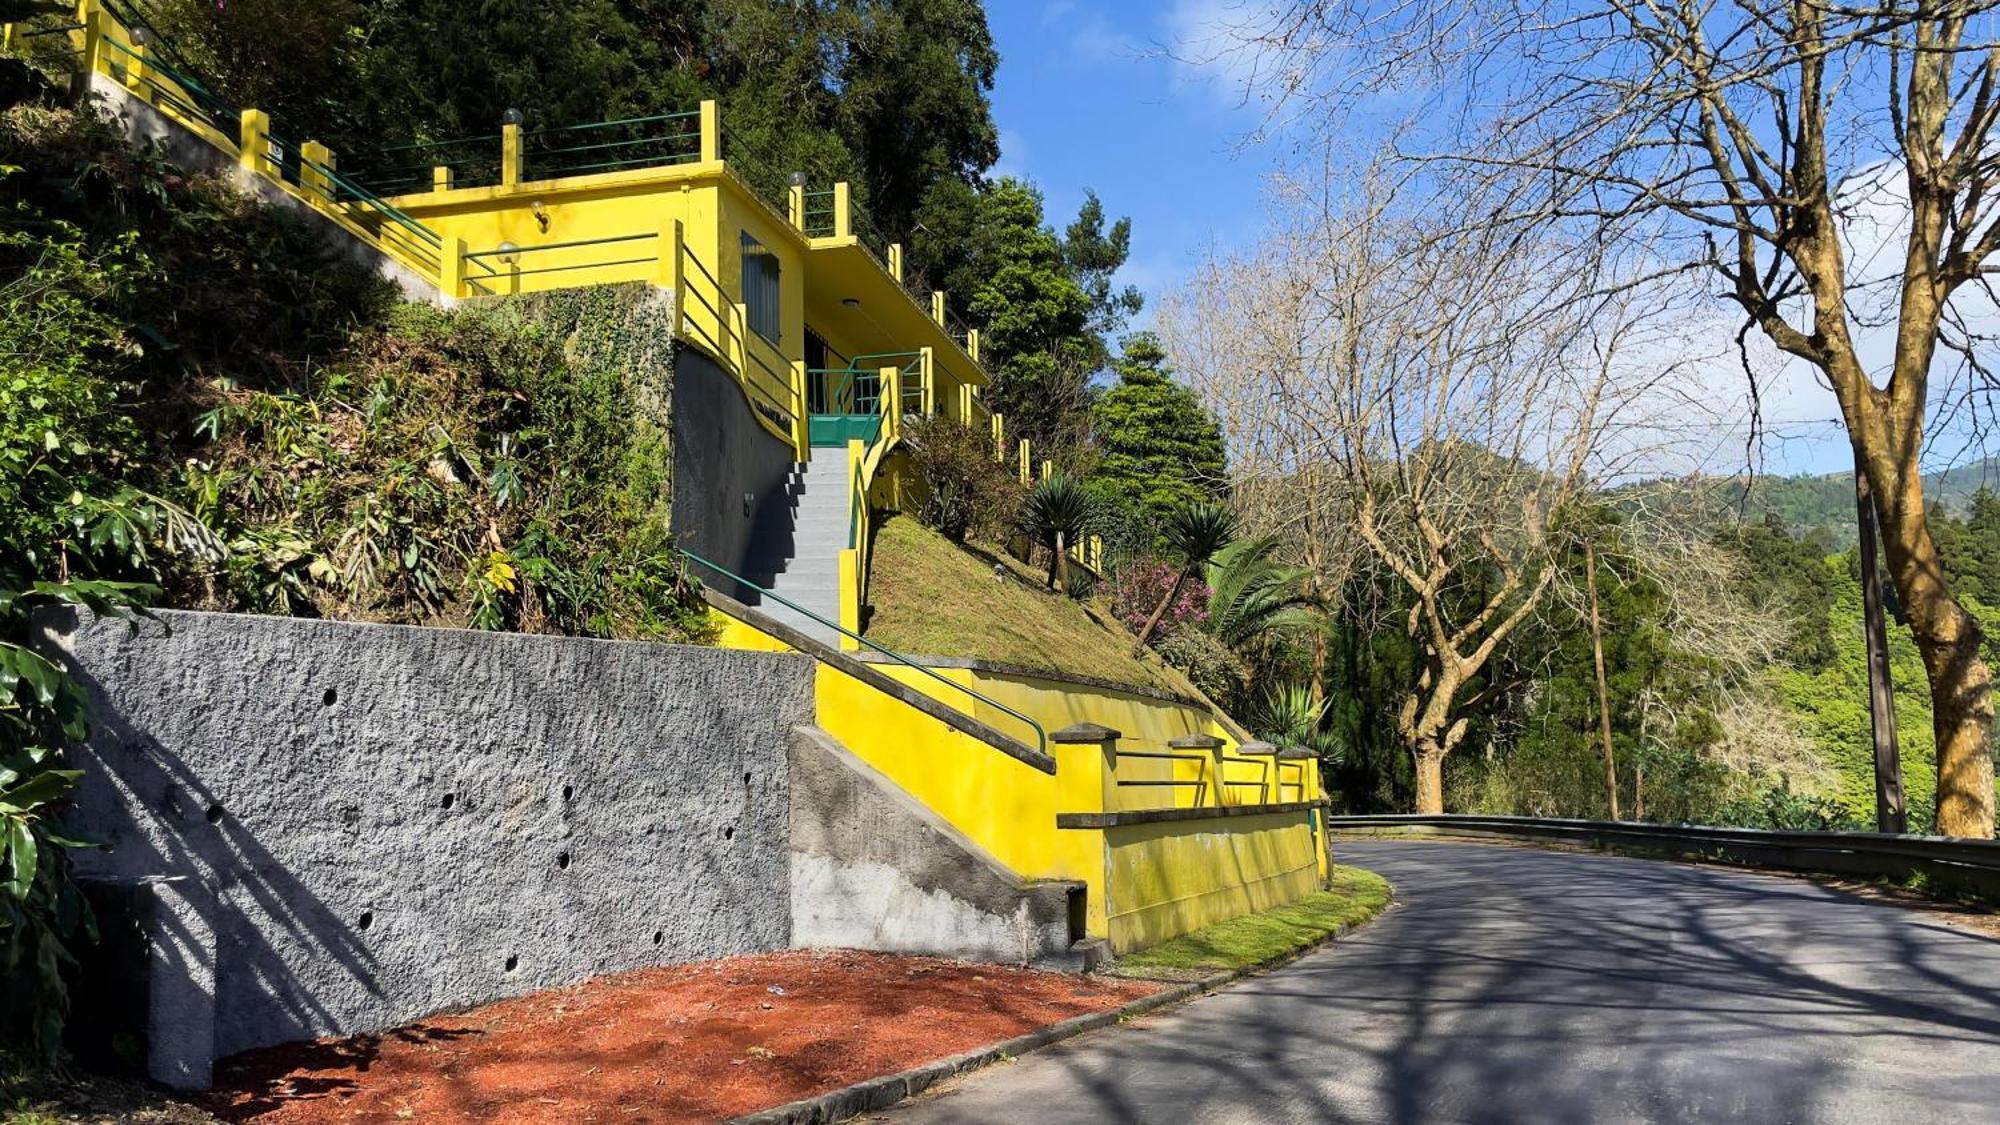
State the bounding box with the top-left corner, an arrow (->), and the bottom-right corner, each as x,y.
1107,865 -> 1392,981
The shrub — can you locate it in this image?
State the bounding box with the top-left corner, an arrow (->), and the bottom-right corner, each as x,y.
1109,557 -> 1208,640
902,416 -> 1023,544
1152,628 -> 1246,702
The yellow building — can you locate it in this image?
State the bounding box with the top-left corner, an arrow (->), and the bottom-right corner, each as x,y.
28,0 -> 1331,955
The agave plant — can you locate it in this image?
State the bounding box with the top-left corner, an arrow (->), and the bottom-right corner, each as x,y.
1018,472 -> 1096,593
1254,679 -> 1344,765
1132,501 -> 1238,654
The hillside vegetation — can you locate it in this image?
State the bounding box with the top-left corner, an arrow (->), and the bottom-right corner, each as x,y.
865,515 -> 1202,699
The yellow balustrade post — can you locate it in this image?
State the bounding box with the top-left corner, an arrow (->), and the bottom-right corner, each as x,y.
1052,724 -> 1121,817
930,291 -> 945,326
1091,535 -> 1103,572
74,0 -> 103,78
833,182 -> 851,240
731,303 -> 750,374
919,348 -> 935,417
991,413 -> 1005,461
959,384 -> 973,423
888,243 -> 903,281
791,359 -> 810,459
967,328 -> 980,362
2,24 -> 15,53
440,237 -> 466,300
238,109 -> 274,178
787,181 -> 804,229
878,365 -> 901,446
1018,439 -> 1031,485
432,166 -> 454,192
299,141 -> 334,203
699,99 -> 719,164
121,34 -> 149,102
656,217 -> 684,294
1042,458 -> 1054,481
501,121 -> 522,188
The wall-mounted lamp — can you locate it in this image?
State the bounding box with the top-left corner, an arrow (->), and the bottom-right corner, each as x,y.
530,199 -> 549,233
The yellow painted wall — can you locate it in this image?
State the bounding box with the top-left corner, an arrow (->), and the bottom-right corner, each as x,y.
1100,811 -> 1322,953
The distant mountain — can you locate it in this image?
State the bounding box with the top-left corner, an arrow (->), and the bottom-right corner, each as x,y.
1613,458 -> 2000,550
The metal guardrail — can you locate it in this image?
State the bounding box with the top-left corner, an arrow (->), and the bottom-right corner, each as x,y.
1327,814 -> 2000,895
679,549 -> 1048,756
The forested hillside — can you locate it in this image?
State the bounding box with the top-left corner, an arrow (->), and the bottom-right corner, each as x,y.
1621,459 -> 2000,550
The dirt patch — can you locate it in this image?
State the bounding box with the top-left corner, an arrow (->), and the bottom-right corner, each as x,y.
199,950 -> 1162,1124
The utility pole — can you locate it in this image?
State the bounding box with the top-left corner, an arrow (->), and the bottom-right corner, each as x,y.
1856,455 -> 1906,834
1585,538 -> 1621,821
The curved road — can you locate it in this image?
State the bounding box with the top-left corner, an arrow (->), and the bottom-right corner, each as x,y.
889,839 -> 2000,1124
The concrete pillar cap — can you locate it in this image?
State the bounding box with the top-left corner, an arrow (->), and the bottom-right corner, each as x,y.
1237,740 -> 1281,756
1167,734 -> 1226,750
1050,722 -> 1122,744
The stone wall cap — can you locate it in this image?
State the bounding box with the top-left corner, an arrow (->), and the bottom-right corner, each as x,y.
1278,746 -> 1317,760
1050,722 -> 1123,744
1237,740 -> 1280,755
1167,734 -> 1225,750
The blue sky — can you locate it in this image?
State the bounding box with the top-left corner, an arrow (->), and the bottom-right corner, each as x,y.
985,1 -> 1278,333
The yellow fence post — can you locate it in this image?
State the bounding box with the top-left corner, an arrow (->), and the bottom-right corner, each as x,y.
432,165 -> 454,192
1042,458 -> 1054,481
888,243 -> 903,282
656,217 -> 684,294
991,412 -> 1005,461
792,360 -> 810,459
299,141 -> 334,203
440,236 -> 466,300
930,290 -> 945,326
833,182 -> 851,240
919,348 -> 935,417
74,0 -> 103,77
121,30 -> 149,102
699,99 -> 719,163
731,303 -> 751,376
787,180 -> 804,229
879,367 -> 900,443
238,108 -> 274,177
1018,439 -> 1031,485
501,120 -> 522,188
967,328 -> 980,363
959,384 -> 973,424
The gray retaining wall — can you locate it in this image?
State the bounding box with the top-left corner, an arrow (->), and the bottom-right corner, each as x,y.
41,609 -> 813,1088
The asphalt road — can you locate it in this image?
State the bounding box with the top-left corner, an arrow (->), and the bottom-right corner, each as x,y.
887,839 -> 2000,1124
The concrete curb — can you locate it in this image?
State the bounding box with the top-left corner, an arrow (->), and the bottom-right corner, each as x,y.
729,900 -> 1390,1124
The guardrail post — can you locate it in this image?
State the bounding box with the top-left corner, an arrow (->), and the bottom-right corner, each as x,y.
991,412 -> 1005,461
73,0 -> 103,95
299,141 -> 334,203
699,99 -> 719,163
967,328 -> 980,362
791,359 -> 810,459
1053,723 -> 1122,816
238,109 -> 274,177
958,383 -> 973,424
1018,439 -> 1031,485
879,366 -> 900,443
501,120 -> 522,188
888,243 -> 903,281
1090,535 -> 1102,573
432,165 -> 454,192
833,182 -> 851,239
656,217 -> 684,292
120,30 -> 149,102
919,347 -> 935,416
930,290 -> 945,326
787,180 -> 804,229
1042,458 -> 1055,481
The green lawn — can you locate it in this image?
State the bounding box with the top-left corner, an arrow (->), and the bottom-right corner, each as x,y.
1109,866 -> 1393,980
865,514 -> 1201,698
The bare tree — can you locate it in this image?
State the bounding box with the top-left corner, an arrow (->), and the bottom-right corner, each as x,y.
1169,169 -> 1691,812
1211,0 -> 2000,835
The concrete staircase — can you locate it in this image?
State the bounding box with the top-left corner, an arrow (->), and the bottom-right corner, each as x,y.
742,449 -> 850,647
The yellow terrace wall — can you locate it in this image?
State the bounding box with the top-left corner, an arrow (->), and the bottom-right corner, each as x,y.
1099,811 -> 1322,952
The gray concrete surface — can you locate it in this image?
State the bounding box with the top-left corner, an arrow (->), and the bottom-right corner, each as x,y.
672,347 -> 800,596
890,839 -> 2000,1124
43,609 -> 813,1087
789,726 -> 1078,966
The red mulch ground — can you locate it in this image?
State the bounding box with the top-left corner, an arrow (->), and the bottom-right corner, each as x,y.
199,950 -> 1164,1124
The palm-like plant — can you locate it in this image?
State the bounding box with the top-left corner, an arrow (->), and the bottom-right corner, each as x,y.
1203,534 -> 1318,653
1132,501 -> 1238,654
1018,472 -> 1095,592
1254,679 -> 1344,765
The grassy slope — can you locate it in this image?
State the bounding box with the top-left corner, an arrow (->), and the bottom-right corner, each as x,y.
865,515 -> 1202,698
1108,866 -> 1393,979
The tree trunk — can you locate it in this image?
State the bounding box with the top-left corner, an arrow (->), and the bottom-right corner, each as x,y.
1584,539 -> 1621,821
1133,570 -> 1190,654
1855,454 -> 1906,835
1054,532 -> 1071,595
1866,452 -> 1996,838
1413,742 -> 1445,814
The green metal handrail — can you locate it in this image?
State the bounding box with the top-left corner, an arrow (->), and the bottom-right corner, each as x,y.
680,549 -> 1048,756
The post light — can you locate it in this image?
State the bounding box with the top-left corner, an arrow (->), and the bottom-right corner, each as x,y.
789,171 -> 806,187
497,241 -> 519,266
129,25 -> 148,46
502,107 -> 524,126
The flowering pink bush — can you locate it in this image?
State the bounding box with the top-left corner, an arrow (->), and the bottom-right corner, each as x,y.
1108,557 -> 1210,643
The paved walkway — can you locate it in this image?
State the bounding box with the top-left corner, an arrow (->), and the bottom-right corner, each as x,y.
887,839 -> 2000,1124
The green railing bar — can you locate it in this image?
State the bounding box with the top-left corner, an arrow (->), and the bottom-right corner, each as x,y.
302,155 -> 444,250
527,131 -> 699,161
464,231 -> 653,260
20,21 -> 85,37
488,256 -> 654,280
368,134 -> 503,156
679,549 -> 1047,756
522,110 -> 701,138
528,151 -> 700,177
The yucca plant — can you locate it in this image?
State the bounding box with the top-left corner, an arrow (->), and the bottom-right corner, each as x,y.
1132,501 -> 1238,654
1018,472 -> 1096,593
1254,679 -> 1344,766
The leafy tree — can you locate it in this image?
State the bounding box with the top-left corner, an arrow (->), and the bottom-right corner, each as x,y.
1090,333 -> 1227,538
